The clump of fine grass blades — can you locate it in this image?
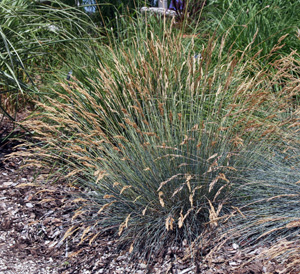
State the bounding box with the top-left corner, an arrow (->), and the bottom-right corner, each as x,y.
20,18 -> 300,262
201,0 -> 300,60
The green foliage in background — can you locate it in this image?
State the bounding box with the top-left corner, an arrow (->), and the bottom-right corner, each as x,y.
202,0 -> 300,61
78,0 -> 146,28
0,0 -> 99,143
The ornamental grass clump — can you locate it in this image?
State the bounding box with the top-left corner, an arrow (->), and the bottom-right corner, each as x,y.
19,24 -> 300,261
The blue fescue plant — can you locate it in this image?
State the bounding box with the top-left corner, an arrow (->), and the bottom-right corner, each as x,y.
17,11 -> 300,264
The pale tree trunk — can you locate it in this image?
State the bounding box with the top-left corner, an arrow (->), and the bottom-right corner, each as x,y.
158,0 -> 168,9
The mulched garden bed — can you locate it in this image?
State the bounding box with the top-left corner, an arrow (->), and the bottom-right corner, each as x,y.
0,143 -> 298,273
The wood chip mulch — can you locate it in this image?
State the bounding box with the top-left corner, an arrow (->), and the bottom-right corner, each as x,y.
0,144 -> 299,274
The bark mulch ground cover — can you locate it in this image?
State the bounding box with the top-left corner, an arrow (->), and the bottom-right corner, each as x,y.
0,143 -> 297,273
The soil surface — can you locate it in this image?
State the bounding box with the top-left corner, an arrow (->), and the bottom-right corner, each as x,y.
0,143 -> 198,274
0,143 -> 298,274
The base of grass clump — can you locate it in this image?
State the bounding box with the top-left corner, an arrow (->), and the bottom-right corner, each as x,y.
186,146 -> 299,272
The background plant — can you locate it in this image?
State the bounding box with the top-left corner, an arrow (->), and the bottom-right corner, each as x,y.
77,0 -> 146,29
0,0 -> 99,145
200,0 -> 300,62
